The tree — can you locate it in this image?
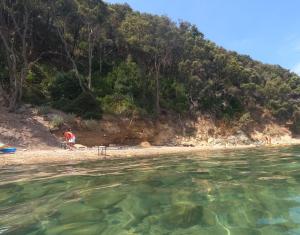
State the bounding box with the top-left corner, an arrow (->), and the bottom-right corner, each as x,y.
120,13 -> 179,115
50,0 -> 86,92
77,0 -> 109,89
0,0 -> 32,110
51,0 -> 109,91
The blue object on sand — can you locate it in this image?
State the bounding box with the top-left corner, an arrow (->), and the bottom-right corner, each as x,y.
0,147 -> 16,154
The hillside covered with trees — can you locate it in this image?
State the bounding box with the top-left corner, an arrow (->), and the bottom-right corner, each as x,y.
1,0 -> 300,133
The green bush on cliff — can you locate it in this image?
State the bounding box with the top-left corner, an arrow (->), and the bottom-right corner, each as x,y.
65,92 -> 102,119
48,72 -> 82,102
292,110 -> 300,134
101,94 -> 141,116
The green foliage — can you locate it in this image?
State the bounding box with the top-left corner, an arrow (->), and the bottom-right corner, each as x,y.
101,94 -> 141,116
23,65 -> 57,105
50,115 -> 64,128
98,59 -> 151,115
52,98 -> 71,111
238,112 -> 254,130
292,111 -> 300,134
105,59 -> 142,97
47,72 -> 102,119
36,106 -> 51,115
161,80 -> 188,113
48,72 -> 82,101
65,92 -> 102,119
23,86 -> 47,105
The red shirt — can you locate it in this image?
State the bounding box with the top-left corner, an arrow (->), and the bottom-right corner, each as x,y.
64,132 -> 74,140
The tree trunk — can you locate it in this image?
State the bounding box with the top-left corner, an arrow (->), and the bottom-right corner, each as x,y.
0,2 -> 30,111
154,58 -> 161,116
56,27 -> 86,92
99,42 -> 103,74
88,28 -> 93,90
8,86 -> 18,112
155,69 -> 160,115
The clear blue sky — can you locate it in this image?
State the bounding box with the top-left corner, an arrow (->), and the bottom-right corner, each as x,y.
104,0 -> 300,74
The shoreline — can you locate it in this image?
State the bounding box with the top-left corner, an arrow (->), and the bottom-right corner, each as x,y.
1,141 -> 300,167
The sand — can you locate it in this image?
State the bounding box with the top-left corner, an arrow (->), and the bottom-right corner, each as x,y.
1,140 -> 300,167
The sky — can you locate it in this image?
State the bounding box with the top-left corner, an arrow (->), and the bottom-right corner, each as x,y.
104,0 -> 300,74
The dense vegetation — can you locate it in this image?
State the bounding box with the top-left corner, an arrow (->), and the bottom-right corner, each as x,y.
1,0 -> 300,130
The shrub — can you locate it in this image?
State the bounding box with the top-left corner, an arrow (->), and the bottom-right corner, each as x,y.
239,112 -> 251,124
48,71 -> 83,101
101,94 -> 140,116
64,113 -> 77,125
292,110 -> 300,134
65,92 -> 102,119
36,105 -> 51,115
81,112 -> 101,120
23,85 -> 47,105
22,65 -> 52,105
273,107 -> 291,121
82,119 -> 98,131
106,60 -> 142,97
238,112 -> 254,130
52,98 -> 70,110
50,115 -> 64,128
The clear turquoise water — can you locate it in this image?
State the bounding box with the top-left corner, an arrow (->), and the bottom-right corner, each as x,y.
1,147 -> 300,234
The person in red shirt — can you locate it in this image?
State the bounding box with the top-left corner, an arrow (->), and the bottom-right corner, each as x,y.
63,128 -> 76,149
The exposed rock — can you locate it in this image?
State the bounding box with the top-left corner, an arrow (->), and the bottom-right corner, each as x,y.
0,103 -> 295,148
213,138 -> 226,145
140,141 -> 151,148
15,106 -> 26,114
227,135 -> 237,145
236,131 -> 252,144
24,104 -> 33,108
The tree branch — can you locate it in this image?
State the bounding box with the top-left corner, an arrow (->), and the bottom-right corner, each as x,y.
56,24 -> 86,91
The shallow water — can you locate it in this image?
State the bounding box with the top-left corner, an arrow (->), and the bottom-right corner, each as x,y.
1,147 -> 300,234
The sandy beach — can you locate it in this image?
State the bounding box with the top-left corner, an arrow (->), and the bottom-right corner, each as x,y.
1,140 -> 300,167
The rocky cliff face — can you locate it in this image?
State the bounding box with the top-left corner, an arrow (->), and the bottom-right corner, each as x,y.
64,115 -> 294,148
0,104 -> 295,149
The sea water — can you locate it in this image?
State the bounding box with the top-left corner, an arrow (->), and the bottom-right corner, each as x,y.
1,146 -> 300,234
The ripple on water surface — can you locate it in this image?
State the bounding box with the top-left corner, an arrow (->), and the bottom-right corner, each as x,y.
1,146 -> 300,234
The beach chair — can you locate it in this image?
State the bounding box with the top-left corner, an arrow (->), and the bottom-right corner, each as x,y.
60,141 -> 68,149
97,146 -> 107,156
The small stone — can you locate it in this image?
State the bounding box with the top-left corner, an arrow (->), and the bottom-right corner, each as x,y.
140,141 -> 151,148
24,104 -> 32,108
16,106 -> 26,114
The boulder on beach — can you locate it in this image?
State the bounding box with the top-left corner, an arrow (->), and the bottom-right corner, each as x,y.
140,141 -> 151,148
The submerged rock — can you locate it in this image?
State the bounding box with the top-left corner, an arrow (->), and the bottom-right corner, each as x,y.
45,222 -> 107,235
84,190 -> 126,210
161,202 -> 204,228
56,202 -> 104,224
